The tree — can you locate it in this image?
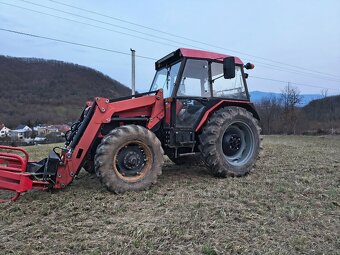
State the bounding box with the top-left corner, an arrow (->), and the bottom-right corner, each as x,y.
320,88 -> 336,134
281,84 -> 302,134
256,96 -> 283,134
321,88 -> 328,98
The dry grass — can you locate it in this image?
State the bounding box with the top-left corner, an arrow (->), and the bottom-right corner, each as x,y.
0,136 -> 339,254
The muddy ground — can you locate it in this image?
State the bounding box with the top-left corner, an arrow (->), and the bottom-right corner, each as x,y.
0,136 -> 339,254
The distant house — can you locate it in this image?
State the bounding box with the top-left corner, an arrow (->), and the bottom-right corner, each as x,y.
0,124 -> 11,137
53,124 -> 71,134
34,124 -> 70,136
34,125 -> 59,136
9,125 -> 32,140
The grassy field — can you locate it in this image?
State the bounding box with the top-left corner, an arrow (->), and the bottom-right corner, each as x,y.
0,136 -> 339,254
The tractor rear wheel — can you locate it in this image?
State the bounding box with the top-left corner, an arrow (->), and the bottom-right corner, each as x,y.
94,125 -> 164,193
199,106 -> 261,177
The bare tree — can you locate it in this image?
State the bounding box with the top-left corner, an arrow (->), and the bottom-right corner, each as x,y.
256,96 -> 282,134
321,88 -> 328,98
320,88 -> 335,134
281,84 -> 302,134
329,96 -> 336,134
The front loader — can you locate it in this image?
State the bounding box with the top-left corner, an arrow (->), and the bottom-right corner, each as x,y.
0,48 -> 261,202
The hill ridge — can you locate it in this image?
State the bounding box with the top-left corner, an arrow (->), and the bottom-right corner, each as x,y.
0,55 -> 131,127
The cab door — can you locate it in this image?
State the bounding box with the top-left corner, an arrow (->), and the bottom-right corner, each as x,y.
170,59 -> 211,146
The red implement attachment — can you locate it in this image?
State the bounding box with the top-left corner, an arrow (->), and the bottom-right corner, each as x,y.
0,146 -> 48,203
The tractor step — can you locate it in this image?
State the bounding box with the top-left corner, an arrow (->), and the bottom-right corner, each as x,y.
0,145 -> 49,203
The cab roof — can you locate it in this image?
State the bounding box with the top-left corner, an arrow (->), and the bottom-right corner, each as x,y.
155,48 -> 243,70
179,48 -> 243,64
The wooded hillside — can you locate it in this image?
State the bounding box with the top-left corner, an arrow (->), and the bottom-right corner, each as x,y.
0,56 -> 131,127
303,95 -> 340,121
256,93 -> 340,135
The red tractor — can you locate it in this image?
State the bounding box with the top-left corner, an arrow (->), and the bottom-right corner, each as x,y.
0,48 -> 261,202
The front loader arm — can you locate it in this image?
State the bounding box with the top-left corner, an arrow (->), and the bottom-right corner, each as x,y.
56,90 -> 164,188
0,90 -> 164,202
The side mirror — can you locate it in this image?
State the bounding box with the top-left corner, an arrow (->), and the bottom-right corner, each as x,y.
223,57 -> 235,79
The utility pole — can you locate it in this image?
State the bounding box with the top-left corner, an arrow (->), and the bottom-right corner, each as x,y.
130,48 -> 136,96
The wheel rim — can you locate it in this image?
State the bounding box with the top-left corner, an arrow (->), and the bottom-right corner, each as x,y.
222,121 -> 255,167
113,140 -> 152,182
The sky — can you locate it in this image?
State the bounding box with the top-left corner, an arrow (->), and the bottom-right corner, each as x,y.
0,0 -> 339,95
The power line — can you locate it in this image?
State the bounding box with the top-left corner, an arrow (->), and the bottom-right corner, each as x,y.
17,0 -> 204,50
249,75 -> 340,91
0,2 -> 181,49
7,0 -> 340,82
47,0 -> 340,79
48,0 -> 198,42
0,28 -> 157,60
254,62 -> 340,83
0,28 -> 338,93
6,0 -> 337,81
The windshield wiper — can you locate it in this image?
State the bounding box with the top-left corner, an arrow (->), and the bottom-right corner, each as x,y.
211,74 -> 224,83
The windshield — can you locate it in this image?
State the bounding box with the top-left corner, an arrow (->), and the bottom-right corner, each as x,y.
150,61 -> 181,98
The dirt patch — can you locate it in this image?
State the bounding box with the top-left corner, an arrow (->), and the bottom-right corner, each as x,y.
1,136 -> 339,254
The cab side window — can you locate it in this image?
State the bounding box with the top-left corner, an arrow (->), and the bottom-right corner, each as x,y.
177,59 -> 210,97
211,62 -> 247,99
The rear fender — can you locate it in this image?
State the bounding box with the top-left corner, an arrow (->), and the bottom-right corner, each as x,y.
195,100 -> 260,132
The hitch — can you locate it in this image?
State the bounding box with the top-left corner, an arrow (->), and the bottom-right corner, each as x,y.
0,146 -> 49,203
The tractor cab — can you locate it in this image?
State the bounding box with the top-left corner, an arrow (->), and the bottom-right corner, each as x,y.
150,48 -> 256,156
150,48 -> 250,101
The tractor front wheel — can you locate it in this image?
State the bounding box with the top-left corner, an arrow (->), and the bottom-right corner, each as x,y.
94,125 -> 164,193
199,106 -> 261,177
